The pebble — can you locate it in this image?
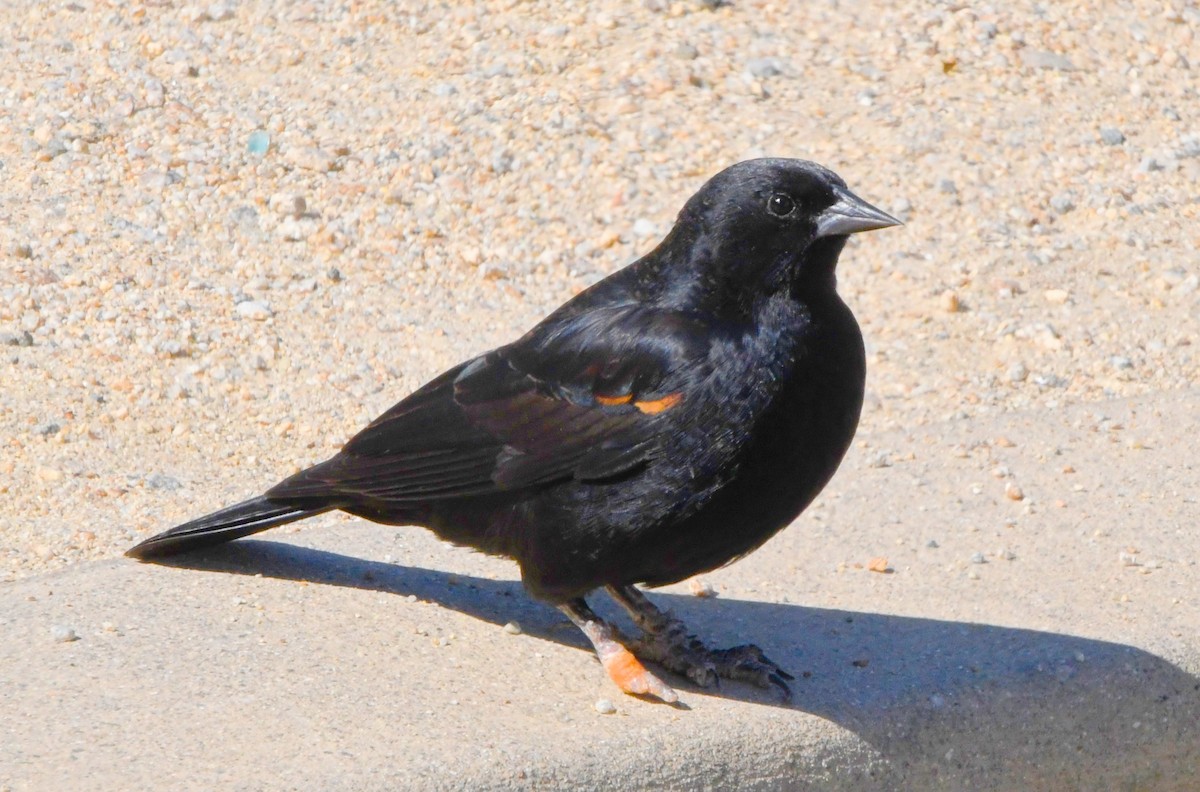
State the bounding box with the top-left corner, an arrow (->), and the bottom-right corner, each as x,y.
1004,482 -> 1025,501
207,2 -> 234,21
269,193 -> 307,217
1099,127 -> 1126,145
594,699 -> 617,715
246,130 -> 270,155
1008,363 -> 1029,383
1138,156 -> 1164,173
145,473 -> 182,491
970,552 -> 986,564
1049,194 -> 1075,214
674,43 -> 699,60
235,300 -> 273,320
51,625 -> 79,643
1021,50 -> 1075,71
287,146 -> 337,173
503,621 -> 522,635
36,467 -> 62,482
867,451 -> 892,468
745,57 -> 783,78
632,218 -> 658,238
1031,373 -> 1068,389
277,217 -> 314,241
1,330 -> 34,347
491,152 -> 515,174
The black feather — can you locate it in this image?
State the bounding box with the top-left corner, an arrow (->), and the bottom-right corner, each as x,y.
125,497 -> 330,559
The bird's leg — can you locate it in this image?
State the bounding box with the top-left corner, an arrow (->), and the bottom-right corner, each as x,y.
606,584 -> 794,699
558,598 -> 678,703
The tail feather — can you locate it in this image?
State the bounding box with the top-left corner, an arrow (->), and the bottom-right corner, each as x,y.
125,496 -> 331,560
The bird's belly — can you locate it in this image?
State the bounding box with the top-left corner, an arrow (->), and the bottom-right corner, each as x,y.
631,357 -> 865,587
743,384 -> 862,523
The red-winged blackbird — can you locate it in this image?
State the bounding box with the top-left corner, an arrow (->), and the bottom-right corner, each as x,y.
128,159 -> 899,702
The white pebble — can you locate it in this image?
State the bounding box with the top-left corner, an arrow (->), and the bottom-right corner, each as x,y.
632,218 -> 657,237
235,300 -> 273,320
51,625 -> 79,643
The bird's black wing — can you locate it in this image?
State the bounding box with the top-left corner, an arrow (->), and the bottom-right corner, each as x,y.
267,305 -> 710,504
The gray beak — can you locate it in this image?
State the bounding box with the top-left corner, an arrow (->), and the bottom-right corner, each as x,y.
814,187 -> 902,238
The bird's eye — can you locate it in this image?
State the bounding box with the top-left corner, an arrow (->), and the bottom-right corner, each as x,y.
767,193 -> 796,217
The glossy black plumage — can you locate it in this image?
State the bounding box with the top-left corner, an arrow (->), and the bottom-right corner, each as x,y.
128,159 -> 899,699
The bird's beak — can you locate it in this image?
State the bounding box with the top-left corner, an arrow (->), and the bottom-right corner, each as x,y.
814,187 -> 903,238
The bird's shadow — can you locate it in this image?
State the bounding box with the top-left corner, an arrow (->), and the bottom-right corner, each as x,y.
155,539 -> 1200,781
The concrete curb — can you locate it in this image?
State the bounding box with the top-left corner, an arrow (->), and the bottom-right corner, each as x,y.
4,391 -> 1198,791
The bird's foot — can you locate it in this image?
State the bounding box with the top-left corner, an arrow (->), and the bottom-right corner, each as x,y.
608,584 -> 794,700
625,619 -> 794,699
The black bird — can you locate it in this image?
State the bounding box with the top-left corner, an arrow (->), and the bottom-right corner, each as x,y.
128,159 -> 899,702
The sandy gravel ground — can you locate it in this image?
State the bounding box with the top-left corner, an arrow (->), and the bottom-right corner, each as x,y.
2,0 -> 1197,585
2,3 -> 1199,789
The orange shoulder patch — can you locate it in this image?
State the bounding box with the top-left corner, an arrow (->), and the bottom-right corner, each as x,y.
595,392 -> 634,406
634,392 -> 682,414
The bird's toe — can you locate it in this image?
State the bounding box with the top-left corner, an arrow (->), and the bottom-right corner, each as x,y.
601,646 -> 679,702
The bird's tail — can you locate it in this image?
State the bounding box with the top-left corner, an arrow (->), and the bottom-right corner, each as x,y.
125,496 -> 332,560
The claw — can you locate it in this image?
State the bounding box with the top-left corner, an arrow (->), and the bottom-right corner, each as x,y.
607,585 -> 797,699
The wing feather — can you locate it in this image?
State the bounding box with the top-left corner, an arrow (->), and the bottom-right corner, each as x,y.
269,305 -> 709,505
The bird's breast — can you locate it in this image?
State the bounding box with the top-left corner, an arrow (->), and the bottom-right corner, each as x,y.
739,302 -> 865,522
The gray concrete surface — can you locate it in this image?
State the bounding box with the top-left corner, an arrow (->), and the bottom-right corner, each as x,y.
3,390 -> 1197,791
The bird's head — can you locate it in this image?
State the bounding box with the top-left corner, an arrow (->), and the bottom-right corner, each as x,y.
659,158 -> 900,310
